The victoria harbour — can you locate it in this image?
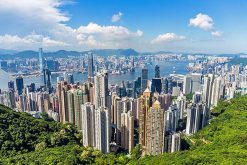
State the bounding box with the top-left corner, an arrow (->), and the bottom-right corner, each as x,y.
0,60 -> 189,90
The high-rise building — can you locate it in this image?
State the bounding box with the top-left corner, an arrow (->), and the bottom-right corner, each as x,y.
74,89 -> 84,130
67,89 -> 75,124
67,74 -> 74,84
186,103 -> 208,134
120,110 -> 134,153
43,68 -> 52,93
141,68 -> 148,92
88,53 -> 94,81
8,81 -> 15,91
81,102 -> 95,147
39,48 -> 44,73
171,133 -> 181,153
155,65 -> 160,78
202,74 -> 214,108
16,76 -> 24,95
145,100 -> 165,155
94,71 -> 109,109
151,78 -> 162,94
95,107 -> 111,153
183,75 -> 191,94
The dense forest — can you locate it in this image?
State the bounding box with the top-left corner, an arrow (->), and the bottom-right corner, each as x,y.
1,95 -> 247,164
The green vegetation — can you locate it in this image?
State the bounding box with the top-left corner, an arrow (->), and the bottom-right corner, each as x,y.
0,104 -> 81,158
1,95 -> 247,164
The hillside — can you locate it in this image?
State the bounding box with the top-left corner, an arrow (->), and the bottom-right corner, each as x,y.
1,96 -> 247,164
0,105 -> 82,158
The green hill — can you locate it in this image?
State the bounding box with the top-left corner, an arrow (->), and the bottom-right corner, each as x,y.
1,95 -> 247,164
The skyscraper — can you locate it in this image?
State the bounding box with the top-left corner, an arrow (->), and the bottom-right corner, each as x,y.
94,71 -> 109,109
121,110 -> 134,153
155,65 -> 160,78
81,102 -> 95,147
39,48 -> 44,73
88,53 -> 94,81
141,68 -> 148,92
8,81 -> 15,91
67,74 -> 74,84
145,100 -> 165,155
43,68 -> 52,93
16,76 -> 24,95
151,78 -> 162,94
95,107 -> 111,153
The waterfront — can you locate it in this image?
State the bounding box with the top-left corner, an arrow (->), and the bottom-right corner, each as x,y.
0,60 -> 190,90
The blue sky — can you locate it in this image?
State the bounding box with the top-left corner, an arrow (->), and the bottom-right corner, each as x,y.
0,0 -> 246,53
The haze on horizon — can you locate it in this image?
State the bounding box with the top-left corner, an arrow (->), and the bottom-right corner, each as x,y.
0,0 -> 247,54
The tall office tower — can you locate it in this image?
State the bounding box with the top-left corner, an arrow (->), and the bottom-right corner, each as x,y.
183,75 -> 191,94
151,78 -> 162,94
202,74 -> 214,108
19,94 -> 27,112
121,110 -> 134,153
131,57 -> 135,68
138,88 -> 152,153
60,82 -> 70,123
67,74 -> 74,84
141,68 -> 148,92
36,92 -> 44,112
176,95 -> 187,119
166,105 -> 179,132
186,105 -> 196,135
74,89 -> 84,130
186,103 -> 207,134
8,81 -> 15,91
28,92 -> 36,111
171,133 -> 181,153
16,76 -> 24,95
155,65 -> 160,78
190,73 -> 202,93
95,107 -> 111,153
111,94 -> 122,145
211,76 -> 223,107
162,78 -> 169,94
67,89 -> 75,124
57,76 -> 64,83
94,71 -> 109,109
43,68 -> 52,93
145,100 -> 165,155
7,90 -> 16,109
193,92 -> 202,104
88,53 -> 94,82
164,134 -> 172,153
39,48 -> 44,73
81,102 -> 95,147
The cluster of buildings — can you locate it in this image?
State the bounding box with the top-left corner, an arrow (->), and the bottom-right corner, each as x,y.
0,49 -> 246,156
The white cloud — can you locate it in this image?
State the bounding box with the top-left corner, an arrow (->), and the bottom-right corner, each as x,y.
151,33 -> 186,44
0,1 -> 143,50
75,22 -> 143,47
111,12 -> 123,22
0,33 -> 68,50
211,31 -> 222,37
189,13 -> 214,31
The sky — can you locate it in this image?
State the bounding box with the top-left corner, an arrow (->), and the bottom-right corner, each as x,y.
0,0 -> 247,53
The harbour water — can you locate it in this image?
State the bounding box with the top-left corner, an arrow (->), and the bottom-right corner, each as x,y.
0,60 -> 190,90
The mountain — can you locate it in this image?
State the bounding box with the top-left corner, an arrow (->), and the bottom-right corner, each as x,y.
0,48 -> 139,60
1,95 -> 247,164
0,49 -> 18,55
0,104 -> 81,158
86,48 -> 139,56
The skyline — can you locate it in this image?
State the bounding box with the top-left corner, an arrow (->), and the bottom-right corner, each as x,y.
0,0 -> 247,53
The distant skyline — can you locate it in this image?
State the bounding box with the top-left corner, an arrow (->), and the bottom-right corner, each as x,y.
0,0 -> 247,53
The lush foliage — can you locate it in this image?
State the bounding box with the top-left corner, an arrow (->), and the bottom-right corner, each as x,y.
0,104 -> 82,158
2,95 -> 247,164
